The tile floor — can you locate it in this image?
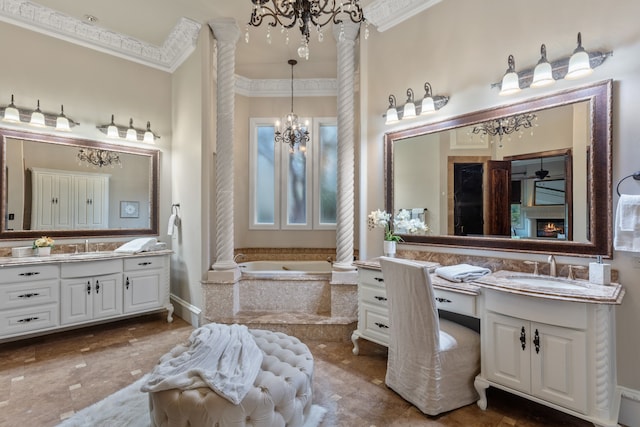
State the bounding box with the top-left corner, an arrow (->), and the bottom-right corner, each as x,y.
0,314 -> 594,427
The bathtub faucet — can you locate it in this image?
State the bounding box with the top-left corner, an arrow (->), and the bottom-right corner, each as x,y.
234,253 -> 247,263
326,256 -> 334,265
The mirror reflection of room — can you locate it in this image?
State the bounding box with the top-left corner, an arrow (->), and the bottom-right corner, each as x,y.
393,99 -> 589,243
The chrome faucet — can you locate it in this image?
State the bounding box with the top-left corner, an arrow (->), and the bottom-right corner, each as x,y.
84,239 -> 89,252
233,253 -> 246,263
548,255 -> 557,277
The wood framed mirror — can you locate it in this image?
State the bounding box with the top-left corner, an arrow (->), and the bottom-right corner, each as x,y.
385,80 -> 612,257
0,128 -> 159,239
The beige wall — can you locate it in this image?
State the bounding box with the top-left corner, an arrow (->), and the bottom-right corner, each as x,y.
361,0 -> 640,395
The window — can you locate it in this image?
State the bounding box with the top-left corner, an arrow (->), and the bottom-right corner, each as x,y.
249,117 -> 337,230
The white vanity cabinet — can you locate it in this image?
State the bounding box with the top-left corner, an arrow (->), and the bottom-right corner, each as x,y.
123,256 -> 166,315
476,288 -> 620,427
60,259 -> 123,326
0,264 -> 59,337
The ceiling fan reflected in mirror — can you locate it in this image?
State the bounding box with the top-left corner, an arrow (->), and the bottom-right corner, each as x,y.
535,158 -> 549,180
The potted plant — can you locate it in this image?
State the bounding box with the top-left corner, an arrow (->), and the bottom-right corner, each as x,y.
367,209 -> 428,256
33,236 -> 54,256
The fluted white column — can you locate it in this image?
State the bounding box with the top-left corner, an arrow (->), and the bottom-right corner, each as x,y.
332,21 -> 360,273
209,18 -> 240,272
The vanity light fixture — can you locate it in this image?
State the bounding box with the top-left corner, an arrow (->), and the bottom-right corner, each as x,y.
499,55 -> 521,96
530,44 -> 555,88
492,32 -> 612,93
1,95 -> 79,129
383,82 -> 449,124
97,115 -> 160,143
402,89 -> 417,119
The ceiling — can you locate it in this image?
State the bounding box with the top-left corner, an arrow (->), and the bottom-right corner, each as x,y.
0,0 -> 438,79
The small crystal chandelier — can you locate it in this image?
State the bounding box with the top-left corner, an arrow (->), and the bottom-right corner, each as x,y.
471,113 -> 537,147
275,59 -> 310,152
246,0 -> 367,60
77,148 -> 122,168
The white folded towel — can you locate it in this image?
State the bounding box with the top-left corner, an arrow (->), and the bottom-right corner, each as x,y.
435,263 -> 492,283
614,194 -> 640,252
167,213 -> 177,236
141,323 -> 263,405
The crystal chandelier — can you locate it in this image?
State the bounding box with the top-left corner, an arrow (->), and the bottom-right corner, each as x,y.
77,148 -> 122,168
275,59 -> 310,152
471,113 -> 537,147
246,0 -> 367,60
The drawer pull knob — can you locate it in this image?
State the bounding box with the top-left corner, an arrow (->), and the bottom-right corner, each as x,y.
19,272 -> 40,277
374,277 -> 384,282
18,293 -> 40,299
374,296 -> 387,301
126,277 -> 130,290
95,280 -> 100,294
374,322 -> 389,329
138,262 -> 152,266
435,297 -> 452,303
87,281 -> 91,295
533,329 -> 540,354
520,326 -> 527,351
17,316 -> 39,323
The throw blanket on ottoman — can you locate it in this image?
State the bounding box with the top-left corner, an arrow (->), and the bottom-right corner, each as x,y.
144,326 -> 315,427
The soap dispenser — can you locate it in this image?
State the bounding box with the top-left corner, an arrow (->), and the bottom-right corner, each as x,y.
589,256 -> 611,285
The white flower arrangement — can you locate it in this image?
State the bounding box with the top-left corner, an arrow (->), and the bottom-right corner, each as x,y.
33,236 -> 55,248
367,209 -> 429,242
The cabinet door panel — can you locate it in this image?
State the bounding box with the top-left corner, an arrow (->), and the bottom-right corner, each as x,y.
485,312 -> 530,393
531,322 -> 587,413
92,274 -> 122,319
61,279 -> 92,325
124,271 -> 161,313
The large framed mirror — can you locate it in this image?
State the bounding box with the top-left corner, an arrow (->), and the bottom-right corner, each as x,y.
385,80 -> 612,257
0,128 -> 159,239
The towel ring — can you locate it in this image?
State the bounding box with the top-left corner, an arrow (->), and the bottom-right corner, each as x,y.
616,171 -> 640,196
171,203 -> 180,215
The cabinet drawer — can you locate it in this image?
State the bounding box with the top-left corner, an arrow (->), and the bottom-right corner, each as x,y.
0,303 -> 58,337
434,288 -> 477,317
361,303 -> 390,343
61,259 -> 122,278
0,279 -> 58,310
124,256 -> 165,271
360,284 -> 388,307
0,264 -> 59,284
358,268 -> 385,288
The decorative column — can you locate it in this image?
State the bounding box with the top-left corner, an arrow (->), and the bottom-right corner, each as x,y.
332,21 -> 360,280
203,18 -> 241,323
209,18 -> 240,276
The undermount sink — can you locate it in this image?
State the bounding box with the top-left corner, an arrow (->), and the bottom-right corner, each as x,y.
505,275 -> 589,290
50,251 -> 116,259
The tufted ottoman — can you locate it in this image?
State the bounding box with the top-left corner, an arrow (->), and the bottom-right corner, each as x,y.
147,328 -> 315,427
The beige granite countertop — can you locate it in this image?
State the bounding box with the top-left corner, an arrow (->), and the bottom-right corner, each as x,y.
355,258 -> 624,304
0,249 -> 173,267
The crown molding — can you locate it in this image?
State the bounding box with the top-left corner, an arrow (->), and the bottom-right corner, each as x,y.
0,0 -> 201,72
235,75 -> 338,97
364,0 -> 442,32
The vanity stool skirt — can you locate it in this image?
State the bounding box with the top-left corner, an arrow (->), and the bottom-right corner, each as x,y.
146,327 -> 315,427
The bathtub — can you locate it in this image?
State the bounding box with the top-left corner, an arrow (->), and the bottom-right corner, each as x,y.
239,260 -> 332,277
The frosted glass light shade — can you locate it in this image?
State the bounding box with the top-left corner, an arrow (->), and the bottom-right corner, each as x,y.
30,107 -> 45,127
56,115 -> 70,131
403,102 -> 416,119
531,61 -> 555,88
3,95 -> 20,122
126,127 -> 137,141
143,121 -> 155,143
385,106 -> 399,124
420,97 -> 435,115
566,50 -> 592,80
499,71 -> 521,96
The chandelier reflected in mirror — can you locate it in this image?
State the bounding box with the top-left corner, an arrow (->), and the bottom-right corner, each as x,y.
77,148 -> 122,168
275,59 -> 310,152
246,0 -> 367,60
471,113 -> 537,147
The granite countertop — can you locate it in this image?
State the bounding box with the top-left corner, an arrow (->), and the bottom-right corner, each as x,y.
355,258 -> 625,304
0,249 -> 173,267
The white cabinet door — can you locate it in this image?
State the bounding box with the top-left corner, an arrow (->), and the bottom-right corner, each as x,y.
123,270 -> 162,313
91,274 -> 122,320
485,312 -> 531,393
61,278 -> 92,325
531,322 -> 587,413
74,175 -> 109,229
61,273 -> 122,325
32,170 -> 73,230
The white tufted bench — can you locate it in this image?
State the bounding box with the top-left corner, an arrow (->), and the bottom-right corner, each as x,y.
148,328 -> 315,427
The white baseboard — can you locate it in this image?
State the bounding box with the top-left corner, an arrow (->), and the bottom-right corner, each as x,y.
169,294 -> 201,328
620,386 -> 640,427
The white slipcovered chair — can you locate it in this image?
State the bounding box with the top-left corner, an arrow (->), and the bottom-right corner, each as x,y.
379,257 -> 480,416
